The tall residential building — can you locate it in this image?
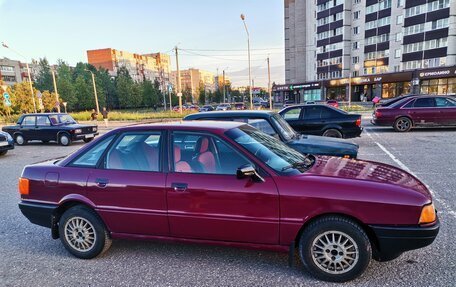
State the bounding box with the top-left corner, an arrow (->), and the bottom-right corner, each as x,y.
0,58 -> 23,85
87,48 -> 172,91
170,68 -> 216,102
277,0 -> 456,104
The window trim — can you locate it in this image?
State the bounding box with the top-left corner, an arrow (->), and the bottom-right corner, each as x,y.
67,134 -> 117,168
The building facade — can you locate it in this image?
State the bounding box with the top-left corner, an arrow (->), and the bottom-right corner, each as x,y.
87,48 -> 172,91
170,68 -> 216,102
279,0 -> 456,104
0,58 -> 23,85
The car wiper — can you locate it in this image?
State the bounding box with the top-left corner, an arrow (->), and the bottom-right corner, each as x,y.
281,155 -> 314,171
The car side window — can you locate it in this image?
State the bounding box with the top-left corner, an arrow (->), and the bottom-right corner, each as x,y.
172,132 -> 250,175
320,107 -> 338,119
36,116 -> 51,126
71,135 -> 115,167
304,106 -> 322,120
435,97 -> 456,107
247,118 -> 277,137
105,132 -> 161,172
413,98 -> 435,108
22,116 -> 35,126
283,108 -> 302,120
402,99 -> 415,108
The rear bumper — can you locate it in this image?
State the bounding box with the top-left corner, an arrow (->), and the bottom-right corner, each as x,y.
344,127 -> 363,138
369,218 -> 439,261
19,201 -> 57,228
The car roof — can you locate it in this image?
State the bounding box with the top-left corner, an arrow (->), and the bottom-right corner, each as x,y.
20,113 -> 68,116
184,110 -> 276,119
115,120 -> 245,133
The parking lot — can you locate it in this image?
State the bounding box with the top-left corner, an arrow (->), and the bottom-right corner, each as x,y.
0,117 -> 455,287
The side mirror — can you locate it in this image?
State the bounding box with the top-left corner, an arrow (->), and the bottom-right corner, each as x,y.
236,164 -> 265,183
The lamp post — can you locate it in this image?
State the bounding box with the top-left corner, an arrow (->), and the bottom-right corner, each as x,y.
85,69 -> 100,114
240,14 -> 253,110
348,64 -> 360,107
1,42 -> 37,113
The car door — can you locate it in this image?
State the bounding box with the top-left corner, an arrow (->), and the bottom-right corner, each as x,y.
35,115 -> 54,141
301,106 -> 325,135
19,115 -> 37,140
84,131 -> 169,236
409,97 -> 437,125
435,97 -> 456,125
281,107 -> 304,132
166,131 -> 280,244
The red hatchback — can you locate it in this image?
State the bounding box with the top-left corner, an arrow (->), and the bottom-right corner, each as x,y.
18,121 -> 439,282
372,95 -> 456,132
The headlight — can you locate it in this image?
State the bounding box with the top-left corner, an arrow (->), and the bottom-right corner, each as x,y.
419,203 -> 436,224
6,133 -> 13,141
74,129 -> 82,134
92,127 -> 97,132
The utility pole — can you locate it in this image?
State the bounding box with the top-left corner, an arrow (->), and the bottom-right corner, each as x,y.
222,69 -> 226,103
86,70 -> 100,114
175,46 -> 183,114
267,57 -> 272,110
240,14 -> 253,110
51,69 -> 61,112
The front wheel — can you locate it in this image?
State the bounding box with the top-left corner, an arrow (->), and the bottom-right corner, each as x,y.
59,134 -> 72,146
299,216 -> 371,282
58,206 -> 112,259
14,134 -> 26,145
394,117 -> 412,132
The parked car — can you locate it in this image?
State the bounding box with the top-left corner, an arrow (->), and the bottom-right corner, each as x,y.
185,110 -> 359,158
2,113 -> 98,146
260,100 -> 271,109
279,105 -> 362,138
253,102 -> 263,110
216,103 -> 232,111
377,94 -> 417,108
234,103 -> 246,110
372,95 -> 456,132
0,130 -> 14,156
326,100 -> 339,108
283,100 -> 295,108
18,121 -> 439,282
199,105 -> 215,112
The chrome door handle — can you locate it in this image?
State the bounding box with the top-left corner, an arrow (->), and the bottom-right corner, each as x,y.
171,183 -> 188,192
95,178 -> 109,188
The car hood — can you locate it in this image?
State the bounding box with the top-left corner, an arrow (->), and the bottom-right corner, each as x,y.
288,135 -> 359,157
305,156 -> 431,201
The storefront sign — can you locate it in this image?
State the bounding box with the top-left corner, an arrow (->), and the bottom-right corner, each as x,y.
418,67 -> 456,79
273,82 -> 321,92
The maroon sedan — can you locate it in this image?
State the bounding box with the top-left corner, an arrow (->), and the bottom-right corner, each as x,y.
18,121 -> 438,282
372,95 -> 456,132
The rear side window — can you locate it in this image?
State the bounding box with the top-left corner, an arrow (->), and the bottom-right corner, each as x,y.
414,98 -> 435,108
36,116 -> 51,126
282,108 -> 302,120
320,107 -> 339,118
71,135 -> 115,167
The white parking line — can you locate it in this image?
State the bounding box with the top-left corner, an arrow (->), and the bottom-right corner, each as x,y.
365,129 -> 456,219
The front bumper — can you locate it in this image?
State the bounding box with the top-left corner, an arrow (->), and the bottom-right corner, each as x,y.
369,218 -> 440,261
73,132 -> 99,141
19,201 -> 57,228
0,141 -> 14,151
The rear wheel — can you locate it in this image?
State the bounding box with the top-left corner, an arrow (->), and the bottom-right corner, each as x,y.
14,134 -> 26,145
58,206 -> 112,259
298,216 -> 371,282
0,150 -> 7,156
59,134 -> 72,146
323,129 -> 343,138
394,117 -> 412,132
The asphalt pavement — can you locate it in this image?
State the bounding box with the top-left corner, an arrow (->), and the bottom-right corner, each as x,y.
0,118 -> 455,287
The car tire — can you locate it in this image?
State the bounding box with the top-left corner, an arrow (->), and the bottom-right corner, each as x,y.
394,117 -> 412,132
14,134 -> 26,145
298,216 -> 372,282
58,205 -> 112,259
59,133 -> 72,146
0,150 -> 7,156
322,129 -> 343,138
83,138 -> 94,143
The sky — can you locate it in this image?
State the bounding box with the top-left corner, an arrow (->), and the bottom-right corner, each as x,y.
0,0 -> 285,87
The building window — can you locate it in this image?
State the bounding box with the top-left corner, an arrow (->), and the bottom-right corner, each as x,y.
353,42 -> 359,50
352,56 -> 359,64
396,32 -> 402,42
397,15 -> 403,25
395,49 -> 401,58
353,11 -> 360,20
397,0 -> 404,7
394,65 -> 400,72
1,75 -> 16,82
353,27 -> 359,35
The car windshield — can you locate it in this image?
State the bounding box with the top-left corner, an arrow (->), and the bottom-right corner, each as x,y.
227,125 -> 314,175
270,113 -> 297,141
49,114 -> 77,125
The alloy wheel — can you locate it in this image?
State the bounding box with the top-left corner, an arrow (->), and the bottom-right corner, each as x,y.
64,216 -> 97,252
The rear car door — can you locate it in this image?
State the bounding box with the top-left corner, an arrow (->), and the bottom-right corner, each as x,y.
35,115 -> 54,141
166,131 -> 279,244
84,131 -> 169,236
435,97 -> 456,125
410,97 -> 437,125
301,106 -> 325,135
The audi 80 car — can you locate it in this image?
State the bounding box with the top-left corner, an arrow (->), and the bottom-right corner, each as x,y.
2,113 -> 98,146
18,121 -> 439,282
0,130 -> 14,156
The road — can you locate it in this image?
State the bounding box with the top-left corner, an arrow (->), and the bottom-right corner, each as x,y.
0,119 -> 455,287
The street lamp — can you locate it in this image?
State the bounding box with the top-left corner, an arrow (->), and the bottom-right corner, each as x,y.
348,64 -> 360,107
1,42 -> 37,113
85,69 -> 100,114
240,14 -> 253,110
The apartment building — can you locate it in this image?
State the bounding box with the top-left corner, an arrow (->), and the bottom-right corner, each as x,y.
170,68 -> 216,102
87,48 -> 172,91
0,58 -> 23,85
278,0 -> 456,104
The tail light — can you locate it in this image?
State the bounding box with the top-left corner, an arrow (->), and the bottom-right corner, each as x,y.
375,110 -> 382,118
419,203 -> 436,224
355,118 -> 361,127
18,177 -> 30,195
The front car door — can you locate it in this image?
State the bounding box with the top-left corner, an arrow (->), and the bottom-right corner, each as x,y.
20,115 -> 36,140
435,97 -> 456,125
281,107 -> 305,133
166,131 -> 279,244
84,130 -> 169,236
35,115 -> 54,142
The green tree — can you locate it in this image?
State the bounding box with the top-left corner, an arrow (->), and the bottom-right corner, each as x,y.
142,80 -> 159,108
9,82 -> 40,113
56,61 -> 77,111
198,82 -> 206,105
95,67 -> 116,109
35,58 -> 53,92
74,75 -> 93,110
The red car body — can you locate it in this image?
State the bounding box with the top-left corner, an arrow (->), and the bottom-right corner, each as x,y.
18,121 -> 439,281
372,95 -> 456,132
326,100 -> 339,108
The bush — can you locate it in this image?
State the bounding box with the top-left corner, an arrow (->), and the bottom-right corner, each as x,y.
70,110 -> 196,122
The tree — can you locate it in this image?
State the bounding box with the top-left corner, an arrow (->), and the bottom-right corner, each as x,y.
35,58 -> 53,92
198,81 -> 206,105
182,86 -> 192,104
74,75 -> 92,110
41,91 -> 62,112
9,82 -> 39,113
95,67 -> 116,110
56,61 -> 76,111
116,74 -> 134,109
142,80 -> 158,108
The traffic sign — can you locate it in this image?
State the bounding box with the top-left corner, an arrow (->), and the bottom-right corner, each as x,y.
3,92 -> 9,100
